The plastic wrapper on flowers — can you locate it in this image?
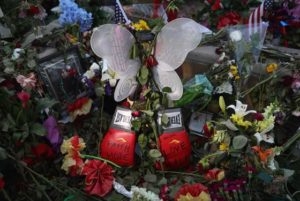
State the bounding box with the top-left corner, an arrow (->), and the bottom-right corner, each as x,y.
175,74 -> 213,109
228,22 -> 268,73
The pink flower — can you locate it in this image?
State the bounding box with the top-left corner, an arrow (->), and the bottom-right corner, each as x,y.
16,73 -> 37,89
17,91 -> 30,108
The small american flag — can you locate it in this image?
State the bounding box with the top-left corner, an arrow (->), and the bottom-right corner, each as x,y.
115,0 -> 131,25
248,0 -> 273,35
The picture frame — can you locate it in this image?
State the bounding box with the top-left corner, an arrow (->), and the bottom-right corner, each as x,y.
38,46 -> 86,103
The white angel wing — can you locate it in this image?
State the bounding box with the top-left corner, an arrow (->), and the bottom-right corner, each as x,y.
152,67 -> 183,100
91,24 -> 137,76
155,18 -> 204,71
91,24 -> 141,102
153,18 -> 204,100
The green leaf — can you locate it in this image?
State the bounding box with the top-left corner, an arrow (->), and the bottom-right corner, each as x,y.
36,97 -> 58,112
232,135 -> 248,150
31,123 -> 46,136
158,177 -> 167,186
144,172 -> 157,183
132,119 -> 141,132
0,147 -> 7,160
143,88 -> 151,97
149,149 -> 162,158
140,66 -> 149,79
161,114 -> 169,127
138,134 -> 148,149
141,110 -> 154,117
27,59 -> 36,69
162,87 -> 172,93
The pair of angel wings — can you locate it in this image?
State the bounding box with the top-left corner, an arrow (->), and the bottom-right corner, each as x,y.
91,18 -> 206,102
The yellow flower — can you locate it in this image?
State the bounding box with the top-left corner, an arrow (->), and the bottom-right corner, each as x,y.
219,96 -> 226,114
212,130 -> 227,143
177,192 -> 211,201
132,20 -> 150,31
266,63 -> 278,73
230,114 -> 252,129
230,65 -> 238,76
61,156 -> 76,173
235,75 -> 240,80
219,143 -> 229,151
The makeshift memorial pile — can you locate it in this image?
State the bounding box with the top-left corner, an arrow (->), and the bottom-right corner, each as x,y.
0,0 -> 300,201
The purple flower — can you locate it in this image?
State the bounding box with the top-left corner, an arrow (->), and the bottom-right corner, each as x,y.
105,80 -> 112,96
44,116 -> 62,151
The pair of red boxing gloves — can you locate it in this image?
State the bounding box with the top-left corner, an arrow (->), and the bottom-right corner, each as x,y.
100,107 -> 191,169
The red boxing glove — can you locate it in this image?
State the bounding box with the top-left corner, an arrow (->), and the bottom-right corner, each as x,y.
158,108 -> 191,170
100,107 -> 136,167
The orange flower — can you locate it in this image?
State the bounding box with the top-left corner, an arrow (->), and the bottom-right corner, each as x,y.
252,146 -> 273,164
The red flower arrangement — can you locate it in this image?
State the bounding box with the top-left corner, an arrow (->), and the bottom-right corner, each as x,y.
0,177 -> 5,190
81,160 -> 114,197
217,12 -> 241,30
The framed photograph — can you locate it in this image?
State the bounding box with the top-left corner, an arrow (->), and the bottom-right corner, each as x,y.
38,47 -> 86,103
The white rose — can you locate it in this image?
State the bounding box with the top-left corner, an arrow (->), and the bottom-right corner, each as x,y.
84,70 -> 95,79
230,30 -> 242,42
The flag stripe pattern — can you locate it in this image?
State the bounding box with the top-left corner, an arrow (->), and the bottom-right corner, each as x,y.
248,0 -> 273,35
115,0 -> 131,25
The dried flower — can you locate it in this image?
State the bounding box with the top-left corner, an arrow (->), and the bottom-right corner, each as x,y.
16,72 -> 37,89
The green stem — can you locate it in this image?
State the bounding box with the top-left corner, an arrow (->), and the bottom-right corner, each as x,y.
98,95 -> 105,156
2,189 -> 13,201
239,73 -> 277,98
80,154 -> 121,168
29,172 -> 53,201
158,170 -> 205,180
7,154 -> 67,195
282,131 -> 300,153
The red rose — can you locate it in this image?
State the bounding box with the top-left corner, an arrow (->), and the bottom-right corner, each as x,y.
146,55 -> 158,68
17,91 -> 30,108
31,143 -> 55,159
28,5 -> 40,15
211,0 -> 223,11
205,168 -> 225,182
217,12 -> 241,30
0,177 -> 5,190
254,113 -> 264,121
121,101 -> 131,108
81,160 -> 114,197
